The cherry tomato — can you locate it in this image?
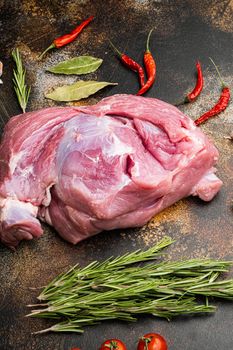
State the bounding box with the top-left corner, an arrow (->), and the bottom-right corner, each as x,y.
99,339 -> 127,350
137,333 -> 167,350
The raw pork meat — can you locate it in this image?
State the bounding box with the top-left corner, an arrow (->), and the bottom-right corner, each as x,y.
0,94 -> 222,249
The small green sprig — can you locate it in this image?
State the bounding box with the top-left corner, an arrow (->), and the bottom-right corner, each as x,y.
12,48 -> 30,113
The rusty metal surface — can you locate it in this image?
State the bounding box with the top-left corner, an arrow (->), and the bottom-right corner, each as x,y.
0,1 -> 233,349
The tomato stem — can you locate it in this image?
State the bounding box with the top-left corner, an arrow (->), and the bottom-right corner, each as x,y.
110,341 -> 118,350
141,336 -> 152,350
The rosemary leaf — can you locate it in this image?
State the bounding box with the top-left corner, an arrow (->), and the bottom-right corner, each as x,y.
12,48 -> 30,113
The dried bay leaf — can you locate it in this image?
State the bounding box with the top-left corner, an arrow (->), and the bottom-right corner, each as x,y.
45,80 -> 117,101
47,56 -> 103,75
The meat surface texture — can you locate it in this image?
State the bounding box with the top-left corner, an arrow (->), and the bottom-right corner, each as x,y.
0,94 -> 222,249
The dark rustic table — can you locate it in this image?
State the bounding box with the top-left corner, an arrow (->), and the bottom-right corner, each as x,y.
0,1 -> 233,349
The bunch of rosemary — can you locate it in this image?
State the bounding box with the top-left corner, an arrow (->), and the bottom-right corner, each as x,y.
28,237 -> 233,334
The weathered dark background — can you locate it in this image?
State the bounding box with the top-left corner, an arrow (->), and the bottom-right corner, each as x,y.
0,0 -> 233,349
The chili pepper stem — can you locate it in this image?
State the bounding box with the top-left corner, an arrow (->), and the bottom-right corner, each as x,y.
108,40 -> 122,57
146,28 -> 154,52
39,43 -> 56,60
175,97 -> 189,106
209,57 -> 226,88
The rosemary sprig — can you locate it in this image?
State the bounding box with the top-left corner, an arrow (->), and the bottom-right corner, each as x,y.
29,272 -> 233,318
12,48 -> 30,113
28,237 -> 233,334
38,236 -> 174,301
33,297 -> 215,334
38,258 -> 232,303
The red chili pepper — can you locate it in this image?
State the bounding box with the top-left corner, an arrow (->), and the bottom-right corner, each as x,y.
39,15 -> 94,59
195,58 -> 230,126
177,61 -> 203,105
109,40 -> 145,87
137,29 -> 156,96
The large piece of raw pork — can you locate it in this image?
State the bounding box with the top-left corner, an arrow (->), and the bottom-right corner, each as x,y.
0,94 -> 222,249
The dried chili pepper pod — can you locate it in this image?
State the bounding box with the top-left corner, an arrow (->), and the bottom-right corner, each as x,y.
109,40 -> 145,87
137,29 -> 156,96
195,58 -> 230,126
176,61 -> 203,106
39,15 -> 94,59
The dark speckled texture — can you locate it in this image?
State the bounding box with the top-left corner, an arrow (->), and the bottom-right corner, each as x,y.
0,1 -> 233,349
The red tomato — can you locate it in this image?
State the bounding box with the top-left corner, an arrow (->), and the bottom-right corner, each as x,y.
99,339 -> 127,350
70,348 -> 81,350
137,333 -> 167,350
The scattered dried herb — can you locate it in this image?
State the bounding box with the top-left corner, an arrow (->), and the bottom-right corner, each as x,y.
47,56 -> 103,75
12,49 -> 31,113
28,237 -> 233,334
45,80 -> 117,102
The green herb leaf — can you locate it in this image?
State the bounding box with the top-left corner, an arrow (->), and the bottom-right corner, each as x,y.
45,80 -> 117,102
47,56 -> 103,75
12,49 -> 31,113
